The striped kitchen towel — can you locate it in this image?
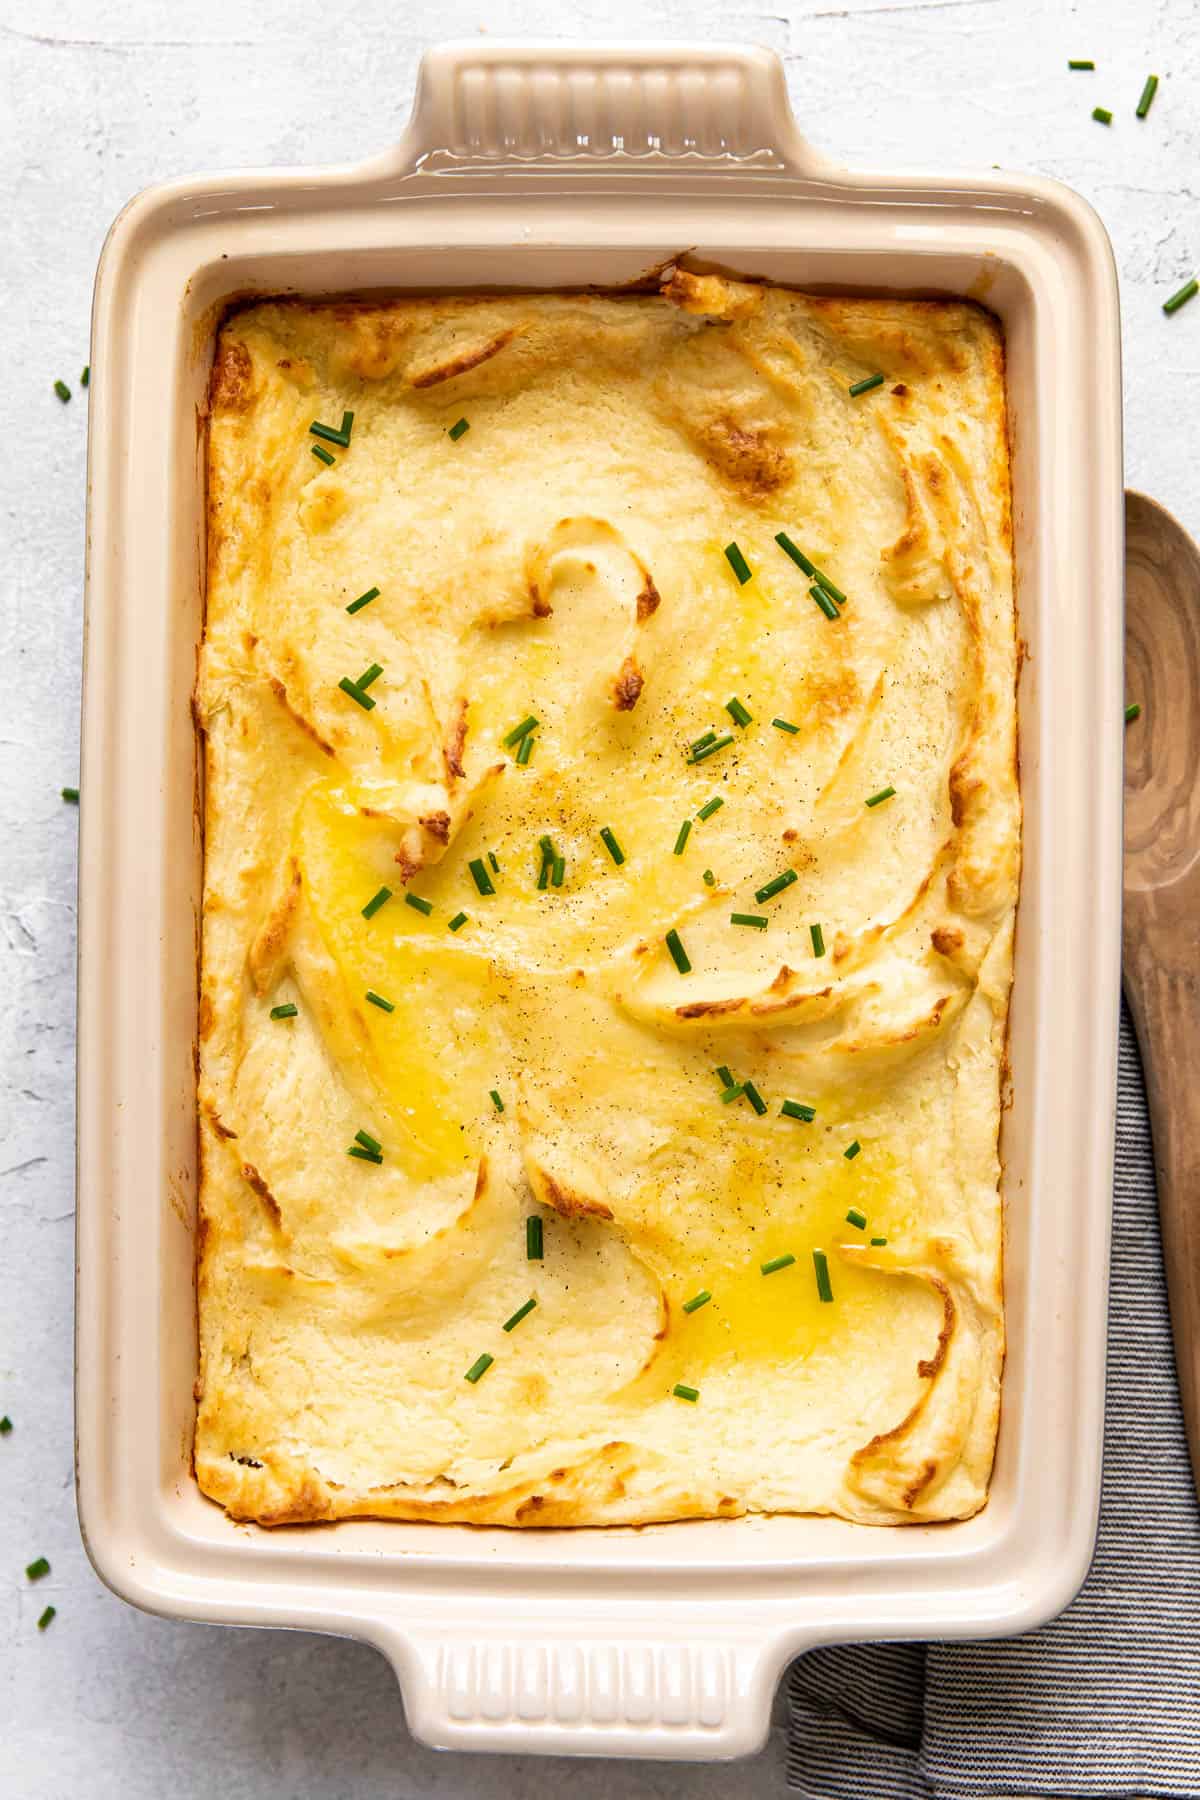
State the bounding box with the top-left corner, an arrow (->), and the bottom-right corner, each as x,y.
787,1004 -> 1200,1799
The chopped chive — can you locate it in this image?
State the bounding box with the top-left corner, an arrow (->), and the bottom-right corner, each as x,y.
269,1002 -> 298,1020
730,912 -> 769,929
365,989 -> 395,1012
742,1080 -> 768,1116
865,786 -> 896,808
355,1129 -> 382,1154
526,1215 -> 544,1260
724,542 -> 752,585
690,731 -> 718,755
37,1605 -> 55,1631
871,1236 -> 888,1246
1136,74 -> 1159,117
469,857 -> 496,896
599,826 -> 626,866
464,1353 -> 493,1384
760,1253 -> 795,1276
489,1089 -> 504,1113
361,885 -> 392,919
347,1145 -> 383,1163
54,380 -> 70,403
780,1099 -> 816,1123
775,534 -> 847,603
357,663 -> 383,691
714,1066 -> 734,1088
488,851 -> 500,874
674,819 -> 692,856
502,714 -> 539,748
61,787 -> 79,803
810,584 -> 840,621
311,443 -> 336,466
754,868 -> 798,904
813,1248 -> 834,1303
846,1207 -> 868,1230
696,796 -> 724,821
848,372 -> 885,397
550,854 -> 565,888
448,911 -> 468,932
338,677 -> 375,710
536,831 -> 557,882
346,586 -> 380,614
702,869 -> 716,887
682,1289 -> 712,1314
448,417 -> 470,441
844,1140 -> 862,1160
405,892 -> 433,916
1164,277 -> 1198,315
310,419 -> 351,449
1092,106 -> 1113,125
719,1083 -> 745,1104
688,733 -> 735,764
772,717 -> 799,735
81,365 -> 90,388
1068,59 -> 1095,70
810,923 -> 826,958
515,731 -> 534,765
725,696 -> 753,728
25,1557 -> 50,1581
665,928 -> 692,974
775,531 -> 817,577
502,1296 -> 537,1332
673,1383 -> 700,1402
1125,702 -> 1142,724
0,1416 -> 11,1434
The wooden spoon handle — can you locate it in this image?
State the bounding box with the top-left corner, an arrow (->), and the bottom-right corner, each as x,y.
1124,945 -> 1200,1495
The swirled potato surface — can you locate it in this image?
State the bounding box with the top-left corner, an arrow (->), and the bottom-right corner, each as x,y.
195,274 -> 1017,1527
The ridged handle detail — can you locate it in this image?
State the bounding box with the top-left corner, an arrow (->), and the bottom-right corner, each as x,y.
379,1622 -> 778,1756
405,42 -> 812,168
437,1638 -> 732,1729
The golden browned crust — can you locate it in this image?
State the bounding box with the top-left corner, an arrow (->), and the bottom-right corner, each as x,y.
674,995 -> 746,1020
684,412 -> 791,500
240,1161 -> 283,1229
196,278 -> 1016,1530
442,698 -> 468,783
247,858 -> 301,996
661,268 -> 764,320
409,326 -> 519,389
266,676 -> 335,758
636,577 -> 661,622
611,655 -> 644,711
209,338 -> 254,413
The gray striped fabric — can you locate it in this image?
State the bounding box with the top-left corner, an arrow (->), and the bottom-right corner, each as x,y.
788,1006 -> 1200,1798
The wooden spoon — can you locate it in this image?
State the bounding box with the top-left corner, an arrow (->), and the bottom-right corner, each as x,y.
1122,488 -> 1200,1499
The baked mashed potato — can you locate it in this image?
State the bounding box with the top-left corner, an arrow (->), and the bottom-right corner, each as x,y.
195,273 -> 1018,1528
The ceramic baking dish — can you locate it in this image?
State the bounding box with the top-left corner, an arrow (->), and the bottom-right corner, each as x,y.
75,41 -> 1123,1762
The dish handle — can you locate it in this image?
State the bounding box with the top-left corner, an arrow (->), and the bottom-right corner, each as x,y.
371,1614 -> 789,1759
396,40 -> 827,175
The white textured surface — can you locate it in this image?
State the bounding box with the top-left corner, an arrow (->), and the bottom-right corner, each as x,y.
0,2 -> 1197,1793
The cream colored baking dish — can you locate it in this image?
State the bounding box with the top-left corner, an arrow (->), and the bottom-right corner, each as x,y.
76,42 -> 1123,1762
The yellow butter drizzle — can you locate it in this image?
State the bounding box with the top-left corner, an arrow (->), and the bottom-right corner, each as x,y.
295,781 -> 496,1183
613,1116 -> 925,1393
